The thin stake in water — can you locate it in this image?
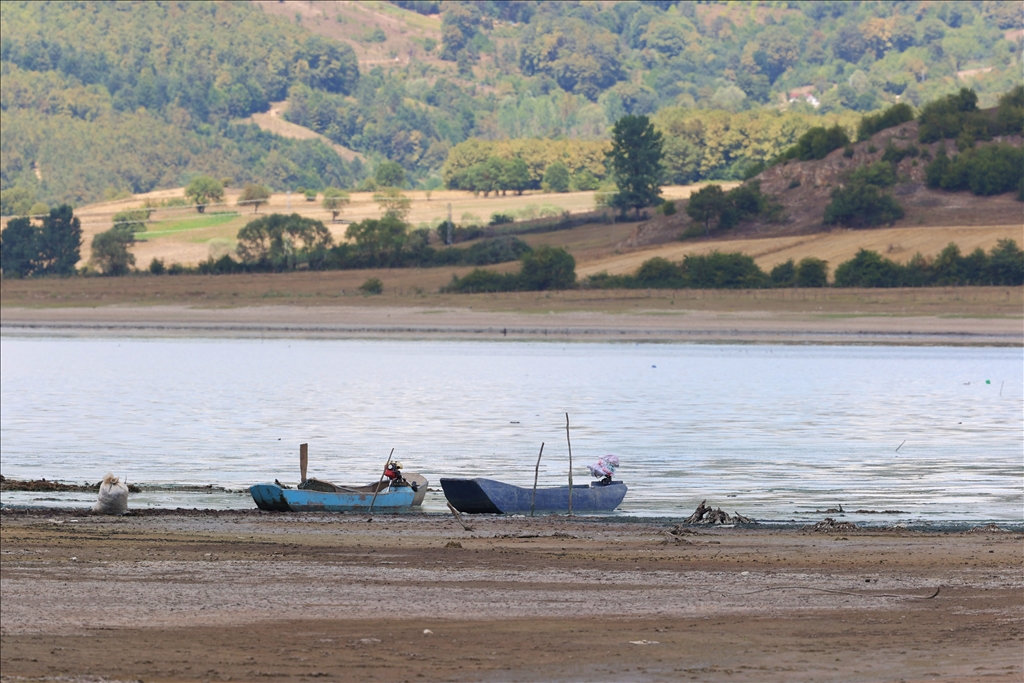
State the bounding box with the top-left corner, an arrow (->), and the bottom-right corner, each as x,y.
565,413 -> 573,517
896,440 -> 906,453
531,442 -> 545,517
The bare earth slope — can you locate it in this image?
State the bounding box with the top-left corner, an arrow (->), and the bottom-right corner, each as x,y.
626,119 -> 1024,248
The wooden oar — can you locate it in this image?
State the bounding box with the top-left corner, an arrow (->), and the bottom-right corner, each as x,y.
367,448 -> 395,517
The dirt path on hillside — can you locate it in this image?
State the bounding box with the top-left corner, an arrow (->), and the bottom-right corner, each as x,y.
1,511 -> 1021,683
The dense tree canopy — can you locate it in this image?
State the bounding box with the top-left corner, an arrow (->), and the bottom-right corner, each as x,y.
3,0 -> 1023,208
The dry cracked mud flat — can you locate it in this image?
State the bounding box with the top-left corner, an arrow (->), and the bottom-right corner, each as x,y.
1,509 -> 1022,683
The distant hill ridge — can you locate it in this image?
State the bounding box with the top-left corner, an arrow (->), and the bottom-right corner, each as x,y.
2,0 -> 1023,210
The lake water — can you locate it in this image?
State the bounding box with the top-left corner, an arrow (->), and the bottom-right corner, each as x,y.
2,337 -> 1021,525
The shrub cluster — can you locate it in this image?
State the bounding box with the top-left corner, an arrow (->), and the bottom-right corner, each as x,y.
918,86 -> 1024,146
823,160 -> 904,228
443,246 -> 576,293
684,182 -> 779,237
834,241 -> 1024,287
775,124 -> 850,163
583,240 -> 1023,290
925,144 -> 1024,198
857,103 -> 915,141
586,252 -> 771,290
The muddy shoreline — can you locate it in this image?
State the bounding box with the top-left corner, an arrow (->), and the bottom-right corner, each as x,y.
4,302 -> 1023,345
2,510 -> 1021,682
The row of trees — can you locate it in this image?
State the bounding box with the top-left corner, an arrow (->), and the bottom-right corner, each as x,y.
584,240 -> 1024,290
179,211 -> 535,276
0,206 -> 82,277
441,138 -> 612,191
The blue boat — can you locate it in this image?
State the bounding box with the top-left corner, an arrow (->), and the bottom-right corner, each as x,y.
250,474 -> 427,512
440,477 -> 627,514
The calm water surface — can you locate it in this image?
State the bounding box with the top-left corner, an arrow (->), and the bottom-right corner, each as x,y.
1,337 -> 1021,523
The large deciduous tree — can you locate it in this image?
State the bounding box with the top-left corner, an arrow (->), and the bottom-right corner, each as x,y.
373,187 -> 411,221
238,184 -> 271,213
374,161 -> 407,188
37,205 -> 82,275
685,184 -> 727,236
607,115 -> 664,218
185,176 -> 225,213
519,245 -> 576,291
322,188 -> 350,222
90,225 -> 136,276
236,213 -> 332,270
0,216 -> 40,278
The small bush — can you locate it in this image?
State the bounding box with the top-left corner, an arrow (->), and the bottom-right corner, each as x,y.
775,124 -> 851,163
489,213 -> 514,225
682,252 -> 769,289
834,249 -> 905,287
824,182 -> 904,228
848,161 -> 897,188
443,268 -> 519,293
880,142 -> 919,165
359,277 -> 384,295
519,246 -> 576,290
635,257 -> 684,288
770,260 -> 796,287
148,258 -> 165,275
659,200 -> 676,216
795,257 -> 829,287
743,161 -> 766,180
843,145 -> 855,158
788,179 -> 801,189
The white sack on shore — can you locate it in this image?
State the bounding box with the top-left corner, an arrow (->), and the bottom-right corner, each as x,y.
92,473 -> 128,515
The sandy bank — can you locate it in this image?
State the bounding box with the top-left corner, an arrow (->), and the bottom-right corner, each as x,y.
1,510 -> 1021,682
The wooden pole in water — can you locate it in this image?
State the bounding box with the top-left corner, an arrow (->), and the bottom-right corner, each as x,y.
565,413 -> 573,517
530,442 -> 545,517
300,443 -> 308,484
368,448 -> 395,516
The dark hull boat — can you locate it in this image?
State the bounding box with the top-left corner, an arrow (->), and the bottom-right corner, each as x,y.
440,477 -> 627,514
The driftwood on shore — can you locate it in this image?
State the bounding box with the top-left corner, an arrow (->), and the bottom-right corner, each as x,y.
682,500 -> 756,525
803,517 -> 859,533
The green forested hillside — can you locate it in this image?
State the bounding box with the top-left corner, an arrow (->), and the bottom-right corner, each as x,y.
2,0 -> 1022,212
1,0 -> 362,209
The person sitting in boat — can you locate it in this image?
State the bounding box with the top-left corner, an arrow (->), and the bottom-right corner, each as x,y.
587,455 -> 619,485
383,461 -> 419,492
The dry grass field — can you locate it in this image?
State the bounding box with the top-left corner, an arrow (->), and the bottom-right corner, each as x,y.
13,175 -> 1017,278
580,224 -> 1024,278
36,184 -> 716,269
